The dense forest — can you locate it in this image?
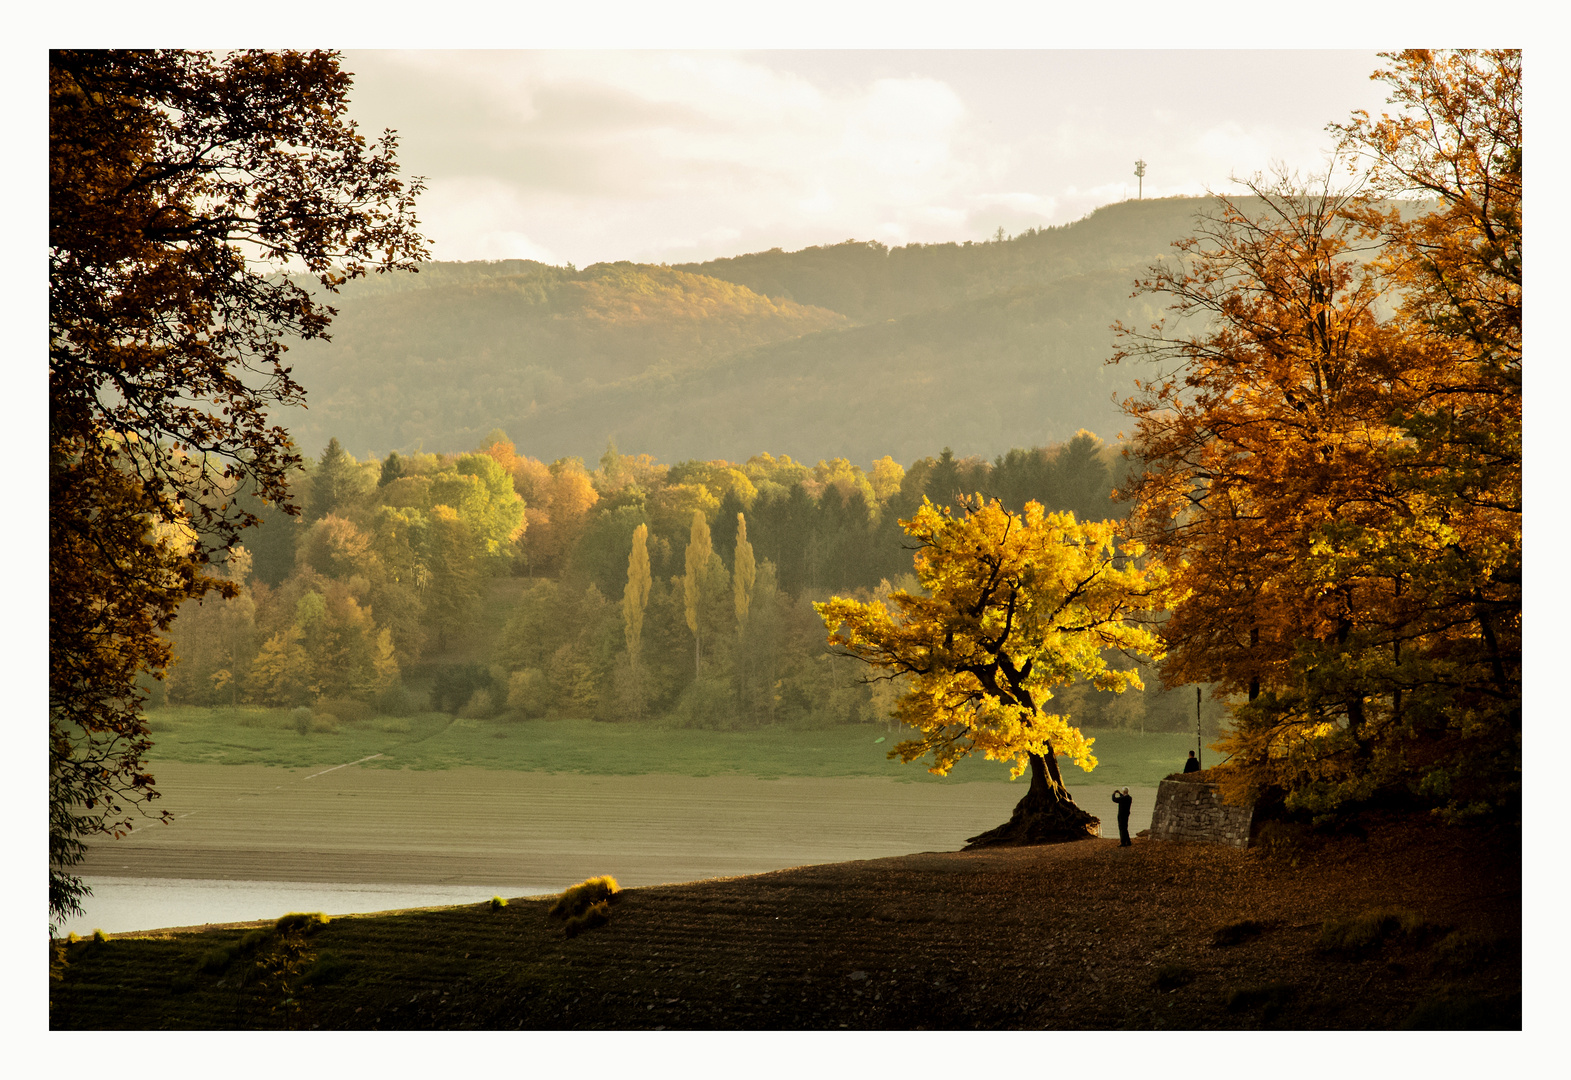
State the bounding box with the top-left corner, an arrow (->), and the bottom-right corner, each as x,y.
276,197 -> 1252,465
155,431 -> 1225,735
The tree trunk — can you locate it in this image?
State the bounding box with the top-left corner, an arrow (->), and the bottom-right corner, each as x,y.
964,750 -> 1100,848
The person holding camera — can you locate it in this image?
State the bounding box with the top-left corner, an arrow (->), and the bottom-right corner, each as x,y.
1111,787 -> 1134,847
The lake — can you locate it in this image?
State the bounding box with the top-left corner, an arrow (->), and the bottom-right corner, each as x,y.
69,762 -> 1158,934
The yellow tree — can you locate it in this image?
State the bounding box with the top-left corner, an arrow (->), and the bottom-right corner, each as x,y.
733,513 -> 756,633
623,523 -> 652,666
684,511 -> 712,676
816,497 -> 1170,845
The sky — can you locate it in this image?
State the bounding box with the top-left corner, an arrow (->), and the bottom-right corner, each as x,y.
337,49 -> 1397,268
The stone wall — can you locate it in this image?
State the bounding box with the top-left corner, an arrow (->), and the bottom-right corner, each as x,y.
1147,779 -> 1253,848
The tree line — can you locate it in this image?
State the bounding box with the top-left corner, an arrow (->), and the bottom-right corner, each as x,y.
156,430 -> 1218,733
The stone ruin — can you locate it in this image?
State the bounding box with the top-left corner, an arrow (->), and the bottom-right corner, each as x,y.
1147,775 -> 1254,848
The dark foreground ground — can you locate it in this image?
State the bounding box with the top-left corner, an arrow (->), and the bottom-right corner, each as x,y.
49,813 -> 1521,1030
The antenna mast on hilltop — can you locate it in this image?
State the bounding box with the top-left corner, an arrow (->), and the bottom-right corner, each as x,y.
1134,159 -> 1146,200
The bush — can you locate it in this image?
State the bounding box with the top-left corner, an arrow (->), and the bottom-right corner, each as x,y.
1152,965 -> 1195,992
1318,908 -> 1435,957
301,950 -> 352,987
291,706 -> 315,735
459,687 -> 500,719
549,875 -> 620,921
274,911 -> 330,935
318,697 -> 373,725
1212,919 -> 1268,947
668,675 -> 740,729
375,683 -> 416,717
1402,992 -> 1520,1030
490,895 -> 508,911
1225,982 -> 1296,1019
431,664 -> 498,715
1426,930 -> 1504,975
198,948 -> 233,973
92,929 -> 109,944
507,668 -> 550,718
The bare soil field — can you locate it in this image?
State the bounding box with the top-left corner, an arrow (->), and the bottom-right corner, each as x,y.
52,812 -> 1520,1031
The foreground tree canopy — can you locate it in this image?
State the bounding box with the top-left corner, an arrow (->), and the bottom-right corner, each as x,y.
816,498 -> 1169,845
1113,50 -> 1520,822
49,49 -> 427,926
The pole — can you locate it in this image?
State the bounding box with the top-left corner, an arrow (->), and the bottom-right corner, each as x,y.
1195,686 -> 1202,768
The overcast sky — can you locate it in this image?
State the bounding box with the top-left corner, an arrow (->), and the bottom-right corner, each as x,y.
337,50 -> 1397,268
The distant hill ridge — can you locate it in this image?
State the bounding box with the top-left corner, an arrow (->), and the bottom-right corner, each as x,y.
278,197 -> 1257,464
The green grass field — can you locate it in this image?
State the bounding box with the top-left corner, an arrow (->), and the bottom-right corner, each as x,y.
141,706 -> 1212,791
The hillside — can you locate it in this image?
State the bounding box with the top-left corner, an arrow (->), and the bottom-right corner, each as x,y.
50,813 -> 1521,1030
277,197 -> 1225,463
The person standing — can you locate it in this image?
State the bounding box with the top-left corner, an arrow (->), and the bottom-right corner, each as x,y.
1111,787 -> 1133,846
1183,750 -> 1201,773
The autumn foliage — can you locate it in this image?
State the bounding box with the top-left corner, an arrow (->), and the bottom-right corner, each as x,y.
817,498 -> 1169,843
1113,50 -> 1520,820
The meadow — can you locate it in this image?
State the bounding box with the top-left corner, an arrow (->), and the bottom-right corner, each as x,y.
141,705 -> 1208,791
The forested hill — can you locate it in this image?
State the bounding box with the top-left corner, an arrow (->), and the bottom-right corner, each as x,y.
279,196 -> 1225,464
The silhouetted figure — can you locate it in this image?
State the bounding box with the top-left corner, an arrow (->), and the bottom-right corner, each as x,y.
1183,750 -> 1201,774
1111,788 -> 1133,846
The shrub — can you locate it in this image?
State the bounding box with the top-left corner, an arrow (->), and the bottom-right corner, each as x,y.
92,929 -> 109,944
237,929 -> 270,954
1212,919 -> 1268,947
169,974 -> 197,994
1318,908 -> 1435,957
459,687 -> 500,719
318,697 -> 372,724
431,664 -> 498,715
274,911 -> 330,935
668,675 -> 740,729
506,668 -> 550,718
291,706 -> 314,735
491,896 -> 508,911
563,900 -> 612,939
1401,992 -> 1520,1030
548,875 -> 620,921
1426,930 -> 1504,975
375,683 -> 416,717
301,950 -> 352,987
1225,982 -> 1296,1018
1153,965 -> 1195,992
198,947 -> 233,973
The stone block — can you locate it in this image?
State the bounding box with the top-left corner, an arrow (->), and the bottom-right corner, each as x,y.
1147,779 -> 1253,848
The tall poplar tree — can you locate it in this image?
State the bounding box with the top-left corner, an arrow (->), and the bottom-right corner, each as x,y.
733,513 -> 756,633
684,511 -> 712,676
623,523 -> 651,666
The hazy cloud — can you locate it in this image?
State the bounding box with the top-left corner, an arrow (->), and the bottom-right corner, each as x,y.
340,49 -> 1393,266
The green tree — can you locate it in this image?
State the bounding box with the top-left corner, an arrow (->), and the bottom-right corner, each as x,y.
49,49 -> 425,926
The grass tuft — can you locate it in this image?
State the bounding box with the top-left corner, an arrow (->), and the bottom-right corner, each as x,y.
92,929 -> 109,944
1212,919 -> 1268,947
1318,908 -> 1436,957
1225,982 -> 1296,1019
301,950 -> 352,987
491,896 -> 508,911
274,911 -> 330,935
548,876 -> 620,921
563,900 -> 612,939
1401,991 -> 1520,1030
198,948 -> 232,974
